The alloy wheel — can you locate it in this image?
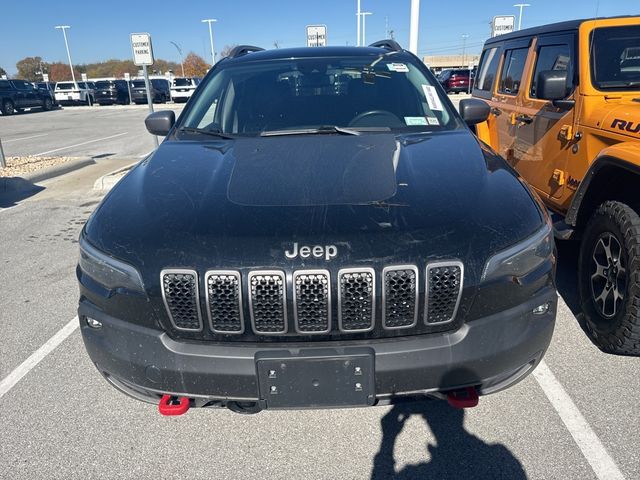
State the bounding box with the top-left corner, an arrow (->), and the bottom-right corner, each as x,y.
590,232 -> 627,318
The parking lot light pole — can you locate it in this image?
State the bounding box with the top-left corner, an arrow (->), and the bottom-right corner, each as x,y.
55,26 -> 76,86
170,41 -> 185,76
461,34 -> 469,68
361,12 -> 372,46
409,0 -> 420,55
513,3 -> 531,31
202,19 -> 217,66
356,0 -> 361,46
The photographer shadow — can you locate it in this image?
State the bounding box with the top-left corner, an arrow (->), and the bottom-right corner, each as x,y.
371,398 -> 527,480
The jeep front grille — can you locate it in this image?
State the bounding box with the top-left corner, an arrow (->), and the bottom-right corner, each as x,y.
161,269 -> 202,331
293,270 -> 331,333
425,262 -> 463,324
338,268 -> 375,332
205,271 -> 244,334
160,261 -> 464,338
382,266 -> 418,329
248,271 -> 287,334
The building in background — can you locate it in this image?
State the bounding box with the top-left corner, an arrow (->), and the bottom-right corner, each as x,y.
423,54 -> 481,74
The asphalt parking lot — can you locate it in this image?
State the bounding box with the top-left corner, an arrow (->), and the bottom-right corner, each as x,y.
0,102 -> 638,480
1,103 -> 184,159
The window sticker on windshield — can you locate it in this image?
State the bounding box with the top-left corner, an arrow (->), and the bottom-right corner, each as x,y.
404,116 -> 428,126
427,117 -> 440,126
422,85 -> 444,111
386,63 -> 409,73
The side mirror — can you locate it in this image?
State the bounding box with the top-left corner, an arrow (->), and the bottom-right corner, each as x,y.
145,110 -> 175,136
537,70 -> 568,100
537,70 -> 575,109
459,98 -> 490,125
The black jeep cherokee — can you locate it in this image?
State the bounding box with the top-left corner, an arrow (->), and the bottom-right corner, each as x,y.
77,42 -> 557,414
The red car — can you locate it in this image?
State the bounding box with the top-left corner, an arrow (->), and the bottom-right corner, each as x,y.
438,69 -> 473,94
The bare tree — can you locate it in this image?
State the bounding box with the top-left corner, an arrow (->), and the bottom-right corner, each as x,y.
219,45 -> 239,59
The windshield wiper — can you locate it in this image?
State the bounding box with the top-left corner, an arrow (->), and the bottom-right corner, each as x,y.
261,126 -> 367,137
178,127 -> 236,139
598,81 -> 640,88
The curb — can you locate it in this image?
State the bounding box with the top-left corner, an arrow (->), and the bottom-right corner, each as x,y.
0,157 -> 95,193
93,160 -> 139,191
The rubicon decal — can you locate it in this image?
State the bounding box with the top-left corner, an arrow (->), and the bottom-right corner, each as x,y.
285,242 -> 338,260
611,119 -> 640,134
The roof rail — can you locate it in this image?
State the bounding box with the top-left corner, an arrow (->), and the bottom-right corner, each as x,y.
369,40 -> 402,52
227,45 -> 265,59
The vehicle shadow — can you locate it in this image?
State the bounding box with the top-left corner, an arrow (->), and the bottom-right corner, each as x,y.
555,239 -> 583,317
370,399 -> 527,480
0,178 -> 44,207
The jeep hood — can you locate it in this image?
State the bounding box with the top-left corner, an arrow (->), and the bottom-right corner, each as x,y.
85,131 -> 543,283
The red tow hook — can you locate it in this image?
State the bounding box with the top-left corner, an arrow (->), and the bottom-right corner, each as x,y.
446,387 -> 479,409
158,394 -> 190,416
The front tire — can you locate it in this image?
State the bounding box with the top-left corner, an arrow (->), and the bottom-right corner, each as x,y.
579,201 -> 640,355
43,97 -> 53,111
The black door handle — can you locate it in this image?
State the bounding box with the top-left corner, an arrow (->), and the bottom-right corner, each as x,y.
516,114 -> 533,124
490,107 -> 502,116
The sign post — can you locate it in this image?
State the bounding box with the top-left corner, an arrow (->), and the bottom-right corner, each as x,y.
306,25 -> 327,47
492,15 -> 516,37
0,138 -> 6,169
131,33 -> 158,147
124,72 -> 132,105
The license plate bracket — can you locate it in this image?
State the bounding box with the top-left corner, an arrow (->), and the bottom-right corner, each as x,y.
256,349 -> 375,409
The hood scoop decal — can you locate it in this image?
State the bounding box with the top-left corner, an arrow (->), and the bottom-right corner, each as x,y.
227,135 -> 398,206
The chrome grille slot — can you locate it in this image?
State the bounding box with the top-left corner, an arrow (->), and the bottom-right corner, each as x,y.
161,269 -> 202,331
205,271 -> 243,334
425,262 -> 463,325
293,270 -> 331,333
248,271 -> 287,334
338,268 -> 375,332
382,266 -> 418,329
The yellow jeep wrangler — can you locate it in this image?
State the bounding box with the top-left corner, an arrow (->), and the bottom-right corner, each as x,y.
473,16 -> 640,354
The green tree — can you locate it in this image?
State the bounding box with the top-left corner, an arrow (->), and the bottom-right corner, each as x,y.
0,66 -> 7,78
16,56 -> 46,81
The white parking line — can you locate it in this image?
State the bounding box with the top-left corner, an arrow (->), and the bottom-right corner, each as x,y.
0,317 -> 79,399
34,132 -> 128,156
534,360 -> 625,480
0,310 -> 627,480
4,133 -> 49,143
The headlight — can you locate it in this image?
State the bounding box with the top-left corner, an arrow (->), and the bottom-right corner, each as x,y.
482,223 -> 554,282
78,237 -> 145,293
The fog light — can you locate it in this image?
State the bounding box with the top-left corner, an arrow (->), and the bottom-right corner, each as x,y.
532,302 -> 550,315
86,317 -> 103,328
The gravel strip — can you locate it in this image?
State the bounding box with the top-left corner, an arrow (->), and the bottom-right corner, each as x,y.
0,156 -> 79,177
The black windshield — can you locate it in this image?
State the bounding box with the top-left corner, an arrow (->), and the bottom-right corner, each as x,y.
591,25 -> 640,91
181,55 -> 459,135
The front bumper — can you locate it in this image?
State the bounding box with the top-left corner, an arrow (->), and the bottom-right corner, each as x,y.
79,287 -> 556,408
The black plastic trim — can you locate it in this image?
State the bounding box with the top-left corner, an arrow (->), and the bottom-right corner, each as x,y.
565,156 -> 640,226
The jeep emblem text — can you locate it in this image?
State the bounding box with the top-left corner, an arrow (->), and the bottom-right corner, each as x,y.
285,242 -> 338,261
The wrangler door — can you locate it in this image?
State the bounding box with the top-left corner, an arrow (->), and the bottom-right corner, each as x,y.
513,33 -> 577,206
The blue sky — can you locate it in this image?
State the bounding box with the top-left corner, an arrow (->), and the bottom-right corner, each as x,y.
1,0 -> 635,74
